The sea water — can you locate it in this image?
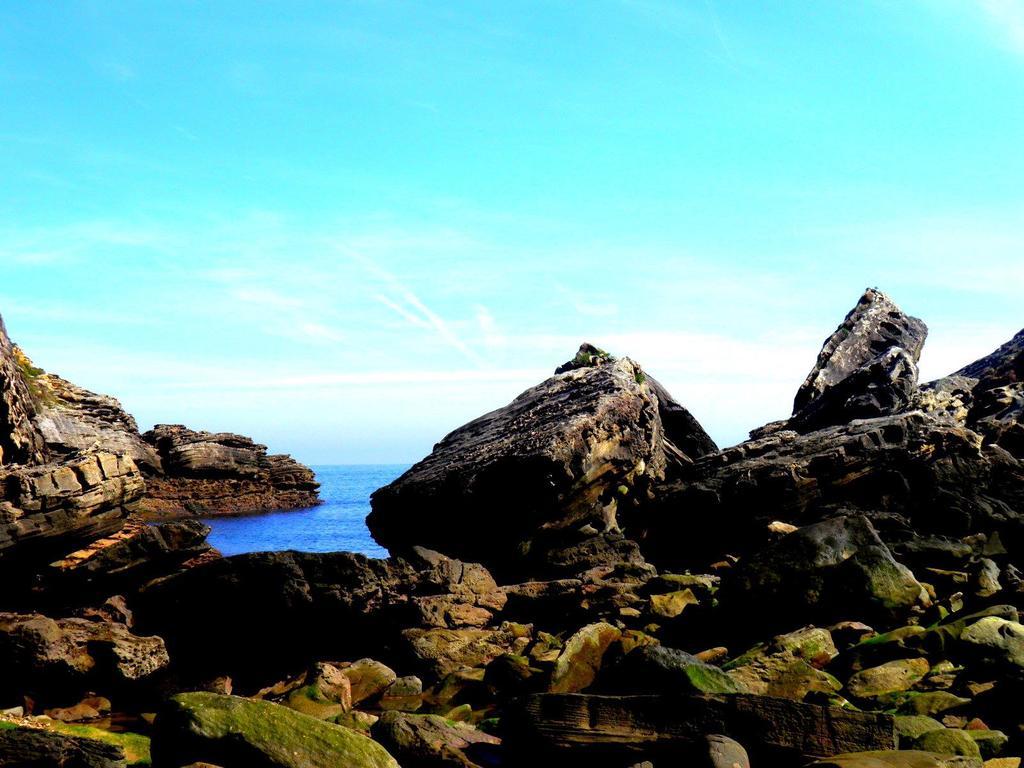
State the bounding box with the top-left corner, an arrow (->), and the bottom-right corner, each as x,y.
200,465 -> 407,558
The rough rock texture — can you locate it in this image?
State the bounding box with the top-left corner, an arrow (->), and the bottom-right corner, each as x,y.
0,450 -> 145,573
371,710 -> 501,768
0,319 -> 46,466
643,411 -> 1024,572
138,424 -> 320,518
791,289 -> 928,432
132,547 -> 507,683
369,346 -> 714,578
725,515 -> 927,633
0,727 -> 128,768
503,693 -> 897,765
152,692 -> 399,768
38,519 -> 212,608
20,351 -> 162,473
922,329 -> 1024,458
0,613 -> 169,704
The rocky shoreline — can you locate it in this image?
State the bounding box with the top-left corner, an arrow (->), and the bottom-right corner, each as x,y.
2,288 -> 1024,767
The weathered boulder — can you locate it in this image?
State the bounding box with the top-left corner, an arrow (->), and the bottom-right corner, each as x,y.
368,347 -> 713,578
139,424 -> 319,518
371,710 -> 501,768
847,659 -> 931,701
791,289 -> 927,432
601,645 -> 746,696
959,616 -> 1024,674
0,613 -> 168,704
402,622 -> 531,680
724,626 -> 841,700
0,727 -> 128,768
725,516 -> 926,634
132,548 -> 507,683
151,692 -> 399,768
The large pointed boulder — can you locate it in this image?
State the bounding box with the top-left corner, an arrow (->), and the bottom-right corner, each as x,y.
791,289 -> 927,432
368,345 -> 714,578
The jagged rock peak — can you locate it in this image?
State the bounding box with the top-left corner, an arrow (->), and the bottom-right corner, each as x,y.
0,316 -> 47,466
790,288 -> 927,432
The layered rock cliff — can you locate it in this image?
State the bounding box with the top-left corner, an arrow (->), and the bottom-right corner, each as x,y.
138,424 -> 320,518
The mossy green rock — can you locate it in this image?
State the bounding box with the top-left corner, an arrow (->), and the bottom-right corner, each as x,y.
907,729 -> 981,759
960,617 -> 1024,669
152,692 -> 399,768
848,659 -> 930,700
896,691 -> 971,717
895,716 -> 944,744
965,729 -> 1008,758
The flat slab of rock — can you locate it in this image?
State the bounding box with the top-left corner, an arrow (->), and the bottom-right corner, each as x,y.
503,693 -> 896,764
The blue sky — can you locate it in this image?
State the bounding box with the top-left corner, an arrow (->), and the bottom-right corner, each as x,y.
2,1 -> 1024,464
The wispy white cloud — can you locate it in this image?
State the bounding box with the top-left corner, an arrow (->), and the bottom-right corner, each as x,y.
976,0 -> 1024,55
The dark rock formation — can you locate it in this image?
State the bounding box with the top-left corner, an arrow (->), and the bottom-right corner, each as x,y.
791,289 -> 927,432
923,329 -> 1024,458
503,693 -> 897,765
368,345 -> 714,578
132,547 -> 507,684
138,424 -> 320,518
725,515 -> 926,633
0,728 -> 128,768
0,613 -> 169,705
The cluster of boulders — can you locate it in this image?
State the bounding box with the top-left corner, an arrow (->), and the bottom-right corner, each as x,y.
1,288 -> 1024,767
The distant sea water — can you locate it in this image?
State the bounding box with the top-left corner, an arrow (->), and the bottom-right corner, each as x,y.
201,465 -> 408,558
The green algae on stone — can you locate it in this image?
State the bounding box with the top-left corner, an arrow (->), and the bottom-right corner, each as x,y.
848,659 -> 930,700
895,715 -> 945,745
153,692 -> 399,768
965,729 -> 1008,759
896,691 -> 971,718
960,617 -> 1024,669
906,729 -> 982,759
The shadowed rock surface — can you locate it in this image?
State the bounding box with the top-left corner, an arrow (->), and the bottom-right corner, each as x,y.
368,346 -> 715,579
790,288 -> 928,432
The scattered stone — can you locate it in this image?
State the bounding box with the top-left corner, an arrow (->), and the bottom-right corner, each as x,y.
371,710 -> 501,768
